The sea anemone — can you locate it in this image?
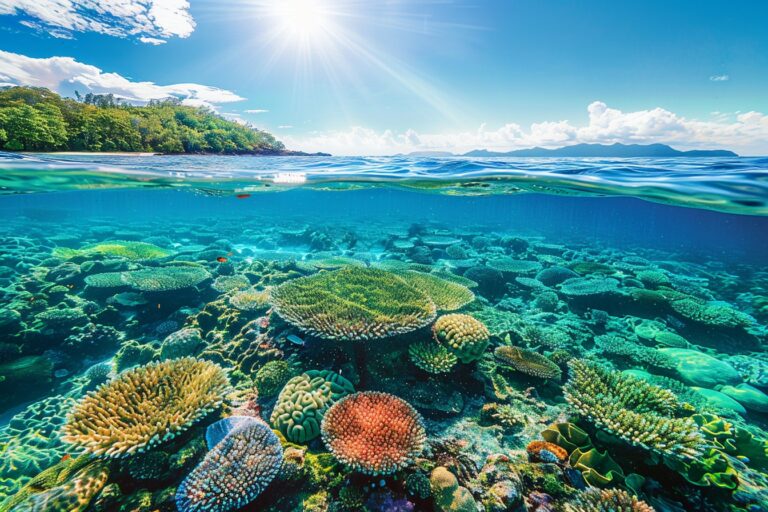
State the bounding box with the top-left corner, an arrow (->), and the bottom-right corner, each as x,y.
321,391 -> 426,475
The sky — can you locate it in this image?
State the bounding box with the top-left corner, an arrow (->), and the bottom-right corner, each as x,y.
0,0 -> 767,155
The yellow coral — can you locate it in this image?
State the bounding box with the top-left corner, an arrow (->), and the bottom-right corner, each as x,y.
433,314 -> 490,363
62,358 -> 230,457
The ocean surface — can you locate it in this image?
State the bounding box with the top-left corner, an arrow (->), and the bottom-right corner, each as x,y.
0,152 -> 767,512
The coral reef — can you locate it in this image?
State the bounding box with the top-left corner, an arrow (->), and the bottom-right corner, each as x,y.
62,358 -> 230,457
564,488 -> 654,512
321,391 -> 426,475
433,313 -> 491,363
409,340 -> 458,373
494,345 -> 562,379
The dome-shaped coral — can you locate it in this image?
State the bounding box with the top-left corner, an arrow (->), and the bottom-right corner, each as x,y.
433,314 -> 490,364
270,370 -> 355,443
564,488 -> 654,512
494,346 -> 562,379
62,358 -> 230,457
409,340 -> 458,374
321,391 -> 426,475
270,267 -> 436,340
176,416 -> 283,512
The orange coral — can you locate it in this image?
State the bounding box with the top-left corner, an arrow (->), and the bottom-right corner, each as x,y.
526,440 -> 568,463
321,391 -> 426,475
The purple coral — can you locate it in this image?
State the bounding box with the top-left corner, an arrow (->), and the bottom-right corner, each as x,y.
176,416 -> 283,512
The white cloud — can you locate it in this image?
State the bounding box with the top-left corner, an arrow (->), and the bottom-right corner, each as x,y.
278,125 -> 293,129
0,50 -> 244,109
0,0 -> 195,42
244,109 -> 269,114
282,101 -> 768,156
710,74 -> 730,82
139,36 -> 167,45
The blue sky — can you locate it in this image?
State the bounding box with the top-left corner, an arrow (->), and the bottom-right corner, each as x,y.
1,0 -> 767,154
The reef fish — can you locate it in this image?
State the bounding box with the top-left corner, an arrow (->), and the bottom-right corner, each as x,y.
286,334 -> 305,346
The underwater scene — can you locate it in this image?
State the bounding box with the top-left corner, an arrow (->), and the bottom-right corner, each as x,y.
1,153 -> 768,512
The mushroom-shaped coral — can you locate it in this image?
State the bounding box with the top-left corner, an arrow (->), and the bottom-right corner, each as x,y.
409,340 -> 458,374
563,359 -> 704,459
270,370 -> 355,443
176,416 -> 283,512
54,241 -> 172,261
62,358 -> 230,457
270,267 -> 437,340
433,314 -> 490,364
398,270 -> 475,311
564,488 -> 654,512
120,265 -> 211,292
321,391 -> 426,475
494,346 -> 562,379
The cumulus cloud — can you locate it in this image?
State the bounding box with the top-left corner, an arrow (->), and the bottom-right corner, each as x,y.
282,101 -> 768,156
0,0 -> 195,42
710,74 -> 730,81
0,50 -> 244,108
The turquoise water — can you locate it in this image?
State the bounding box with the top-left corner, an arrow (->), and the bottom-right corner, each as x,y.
0,153 -> 767,511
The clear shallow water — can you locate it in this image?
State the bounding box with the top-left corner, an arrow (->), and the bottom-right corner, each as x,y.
0,154 -> 767,512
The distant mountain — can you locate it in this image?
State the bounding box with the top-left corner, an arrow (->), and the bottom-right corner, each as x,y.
462,143 -> 737,158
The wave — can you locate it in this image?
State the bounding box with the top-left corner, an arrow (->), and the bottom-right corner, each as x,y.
1,152 -> 767,215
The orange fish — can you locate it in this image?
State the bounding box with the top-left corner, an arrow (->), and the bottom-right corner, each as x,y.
236,194 -> 251,199
60,454 -> 71,462
216,256 -> 228,263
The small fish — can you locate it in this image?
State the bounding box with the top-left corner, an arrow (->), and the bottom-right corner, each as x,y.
286,334 -> 305,346
60,454 -> 71,462
216,256 -> 228,263
236,194 -> 251,199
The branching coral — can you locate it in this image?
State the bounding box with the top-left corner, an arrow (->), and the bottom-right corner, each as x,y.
594,334 -> 675,369
494,346 -> 562,379
270,370 -> 355,443
670,297 -> 754,329
62,358 -> 230,457
176,416 -> 283,512
409,340 -> 458,373
433,313 -> 490,363
321,391 -> 425,475
270,267 -> 437,340
564,488 -> 654,512
563,359 -> 704,459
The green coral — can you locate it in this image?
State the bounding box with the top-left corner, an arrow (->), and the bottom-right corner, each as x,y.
486,257 -> 542,275
211,274 -> 251,293
269,267 -> 437,340
270,370 -> 355,443
54,241 -> 171,261
398,270 -> 475,311
120,265 -> 211,292
563,359 -> 704,459
254,360 -> 295,398
430,466 -> 476,512
409,340 -> 458,374
594,334 -> 675,369
670,297 -> 754,329
569,447 -> 625,487
564,488 -> 653,512
433,313 -> 490,364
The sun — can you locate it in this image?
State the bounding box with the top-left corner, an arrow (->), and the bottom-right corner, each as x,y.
268,0 -> 335,40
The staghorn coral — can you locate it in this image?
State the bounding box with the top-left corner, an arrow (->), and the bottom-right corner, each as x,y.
270,267 -> 437,340
494,346 -> 562,379
433,313 -> 490,364
564,488 -> 654,512
398,270 -> 475,311
176,416 -> 283,512
270,369 -> 355,443
409,340 -> 458,373
563,359 -> 704,459
321,391 -> 426,475
62,358 -> 230,457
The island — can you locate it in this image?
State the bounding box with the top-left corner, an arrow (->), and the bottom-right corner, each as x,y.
462,142 -> 738,157
0,86 -> 327,156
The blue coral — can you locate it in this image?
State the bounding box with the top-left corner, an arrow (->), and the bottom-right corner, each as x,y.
176,416 -> 283,512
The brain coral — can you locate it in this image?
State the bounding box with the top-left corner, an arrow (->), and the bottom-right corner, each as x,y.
564,488 -> 654,512
321,391 -> 426,475
62,358 -> 230,457
176,416 -> 283,512
494,346 -> 562,379
398,270 -> 475,311
433,314 -> 491,363
269,267 -> 437,340
409,340 -> 458,374
270,369 -> 355,443
563,359 -> 704,459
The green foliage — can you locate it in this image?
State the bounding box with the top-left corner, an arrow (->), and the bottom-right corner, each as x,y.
0,86 -> 284,153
